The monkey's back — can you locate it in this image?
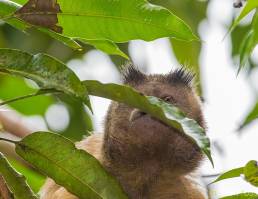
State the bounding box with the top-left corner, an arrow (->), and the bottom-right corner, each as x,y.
39,134 -> 207,199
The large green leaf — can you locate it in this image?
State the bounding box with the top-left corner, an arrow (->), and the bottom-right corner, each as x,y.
220,193 -> 258,199
0,0 -> 127,58
0,152 -> 37,199
83,80 -> 212,165
13,132 -> 128,199
0,48 -> 91,110
13,0 -> 198,42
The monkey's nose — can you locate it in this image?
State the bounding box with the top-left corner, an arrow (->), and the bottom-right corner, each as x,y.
129,109 -> 146,122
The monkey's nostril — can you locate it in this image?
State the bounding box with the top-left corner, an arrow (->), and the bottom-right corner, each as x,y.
129,109 -> 146,122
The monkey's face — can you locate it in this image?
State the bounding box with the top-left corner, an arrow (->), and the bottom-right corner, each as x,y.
104,66 -> 205,174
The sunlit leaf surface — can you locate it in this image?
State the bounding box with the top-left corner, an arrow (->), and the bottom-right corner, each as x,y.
15,132 -> 128,199
12,0 -> 198,42
83,80 -> 213,165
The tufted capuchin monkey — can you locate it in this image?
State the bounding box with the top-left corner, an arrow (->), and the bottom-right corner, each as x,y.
40,65 -> 208,199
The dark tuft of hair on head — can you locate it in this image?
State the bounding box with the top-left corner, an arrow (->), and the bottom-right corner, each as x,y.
121,63 -> 146,84
166,68 -> 195,87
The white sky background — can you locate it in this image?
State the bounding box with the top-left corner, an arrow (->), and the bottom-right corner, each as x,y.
22,0 -> 258,197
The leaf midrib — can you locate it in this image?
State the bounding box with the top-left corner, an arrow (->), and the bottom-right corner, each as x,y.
0,63 -> 77,98
18,142 -> 104,199
14,12 -> 189,37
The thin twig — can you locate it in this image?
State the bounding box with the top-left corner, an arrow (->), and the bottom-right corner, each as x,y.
202,173 -> 221,178
0,138 -> 17,145
0,88 -> 59,107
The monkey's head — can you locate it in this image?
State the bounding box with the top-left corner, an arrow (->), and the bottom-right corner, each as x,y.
103,65 -> 206,175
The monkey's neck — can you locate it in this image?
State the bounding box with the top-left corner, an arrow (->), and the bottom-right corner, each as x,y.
103,157 -> 163,199
102,138 -> 180,198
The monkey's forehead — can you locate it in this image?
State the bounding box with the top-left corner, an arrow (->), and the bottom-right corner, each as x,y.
122,64 -> 194,88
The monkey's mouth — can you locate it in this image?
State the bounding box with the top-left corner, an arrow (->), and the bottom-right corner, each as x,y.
129,109 -> 169,127
129,109 -> 181,133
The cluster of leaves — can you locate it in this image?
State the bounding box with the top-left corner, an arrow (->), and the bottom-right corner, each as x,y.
0,0 -> 213,198
231,0 -> 258,132
212,160 -> 258,198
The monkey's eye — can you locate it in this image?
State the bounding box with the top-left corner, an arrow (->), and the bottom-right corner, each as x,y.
162,96 -> 176,103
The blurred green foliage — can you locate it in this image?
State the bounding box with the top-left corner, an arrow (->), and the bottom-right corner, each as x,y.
0,75 -> 53,116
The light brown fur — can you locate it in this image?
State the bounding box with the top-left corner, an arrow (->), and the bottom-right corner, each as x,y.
40,66 -> 207,199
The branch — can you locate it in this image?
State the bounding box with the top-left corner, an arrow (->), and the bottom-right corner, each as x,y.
0,110 -> 32,138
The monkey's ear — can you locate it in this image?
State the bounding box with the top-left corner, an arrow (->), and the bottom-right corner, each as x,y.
166,68 -> 195,87
121,63 -> 146,84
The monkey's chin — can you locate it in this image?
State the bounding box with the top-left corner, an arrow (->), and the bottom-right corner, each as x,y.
128,112 -> 179,146
129,109 -> 174,132
128,110 -> 201,155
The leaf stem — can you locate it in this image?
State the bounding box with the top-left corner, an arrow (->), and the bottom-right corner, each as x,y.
0,137 -> 17,144
0,89 -> 59,106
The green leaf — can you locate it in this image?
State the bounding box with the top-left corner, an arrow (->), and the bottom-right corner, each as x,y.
80,39 -> 129,59
239,30 -> 256,68
239,101 -> 258,130
13,0 -> 198,42
0,0 -> 128,57
212,167 -> 243,184
220,193 -> 258,199
83,80 -> 213,165
238,11 -> 258,71
14,132 -> 128,199
0,48 -> 91,110
244,160 -> 258,187
0,152 -> 38,199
